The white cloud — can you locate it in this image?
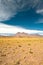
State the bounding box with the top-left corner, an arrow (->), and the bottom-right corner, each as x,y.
0,23 -> 43,36
36,9 -> 43,15
0,0 -> 42,21
0,0 -> 17,21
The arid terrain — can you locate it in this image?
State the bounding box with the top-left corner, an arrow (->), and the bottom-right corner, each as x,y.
0,33 -> 43,65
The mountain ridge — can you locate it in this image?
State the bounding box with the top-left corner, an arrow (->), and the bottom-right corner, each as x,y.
0,32 -> 43,37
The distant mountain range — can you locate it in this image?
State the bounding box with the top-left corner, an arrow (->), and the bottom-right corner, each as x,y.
15,32 -> 43,37
0,32 -> 43,37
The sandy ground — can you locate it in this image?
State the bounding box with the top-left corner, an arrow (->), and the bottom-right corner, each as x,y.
0,37 -> 43,65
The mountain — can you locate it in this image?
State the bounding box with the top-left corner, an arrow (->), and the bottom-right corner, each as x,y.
15,32 -> 43,37
0,32 -> 43,37
15,32 -> 29,37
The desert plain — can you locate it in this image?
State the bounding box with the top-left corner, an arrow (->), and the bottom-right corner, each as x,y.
0,34 -> 43,65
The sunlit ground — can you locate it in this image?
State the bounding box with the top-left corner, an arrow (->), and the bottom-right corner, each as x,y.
0,36 -> 43,65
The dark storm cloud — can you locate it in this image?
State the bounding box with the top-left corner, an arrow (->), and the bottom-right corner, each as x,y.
0,0 -> 43,21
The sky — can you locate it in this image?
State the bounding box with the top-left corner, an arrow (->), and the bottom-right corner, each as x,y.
0,0 -> 43,36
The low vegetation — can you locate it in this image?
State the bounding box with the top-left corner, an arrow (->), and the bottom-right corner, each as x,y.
0,36 -> 43,65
